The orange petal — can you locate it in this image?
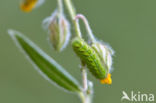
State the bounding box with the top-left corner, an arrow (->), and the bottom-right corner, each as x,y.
20,0 -> 38,12
100,73 -> 112,84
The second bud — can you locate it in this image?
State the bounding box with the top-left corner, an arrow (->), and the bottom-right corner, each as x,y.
43,10 -> 71,52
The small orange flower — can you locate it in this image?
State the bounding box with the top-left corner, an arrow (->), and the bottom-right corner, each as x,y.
100,73 -> 112,84
20,0 -> 44,12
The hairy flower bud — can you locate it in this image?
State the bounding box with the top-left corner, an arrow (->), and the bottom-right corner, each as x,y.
92,41 -> 114,84
43,10 -> 71,52
20,0 -> 45,12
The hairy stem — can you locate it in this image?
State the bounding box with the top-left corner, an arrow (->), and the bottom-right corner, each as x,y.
75,14 -> 96,42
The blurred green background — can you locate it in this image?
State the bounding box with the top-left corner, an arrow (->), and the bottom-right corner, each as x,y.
0,0 -> 156,103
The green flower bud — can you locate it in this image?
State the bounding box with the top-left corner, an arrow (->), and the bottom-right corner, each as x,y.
92,41 -> 114,84
43,10 -> 71,52
72,37 -> 107,80
92,41 -> 114,73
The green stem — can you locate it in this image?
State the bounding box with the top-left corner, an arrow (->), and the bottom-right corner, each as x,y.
63,0 -> 93,103
79,92 -> 92,103
63,1 -> 95,41
57,0 -> 63,51
64,0 -> 82,38
64,0 -> 76,19
58,0 -> 63,15
79,92 -> 86,103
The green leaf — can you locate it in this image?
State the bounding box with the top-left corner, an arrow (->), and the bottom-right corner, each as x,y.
8,29 -> 81,93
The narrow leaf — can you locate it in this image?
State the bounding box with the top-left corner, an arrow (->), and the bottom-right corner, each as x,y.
8,29 -> 81,93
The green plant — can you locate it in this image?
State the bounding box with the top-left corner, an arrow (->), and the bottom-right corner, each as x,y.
8,0 -> 115,103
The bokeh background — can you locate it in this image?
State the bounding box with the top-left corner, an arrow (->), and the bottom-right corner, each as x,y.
0,0 -> 156,103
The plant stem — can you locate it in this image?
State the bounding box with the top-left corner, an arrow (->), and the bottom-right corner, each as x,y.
63,0 -> 93,103
64,0 -> 76,20
80,63 -> 92,103
58,0 -> 63,15
81,64 -> 88,92
75,14 -> 96,42
79,92 -> 90,103
64,0 -> 82,38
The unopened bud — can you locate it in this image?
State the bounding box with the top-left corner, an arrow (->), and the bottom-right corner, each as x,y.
43,10 -> 71,52
92,41 -> 114,72
92,41 -> 114,84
